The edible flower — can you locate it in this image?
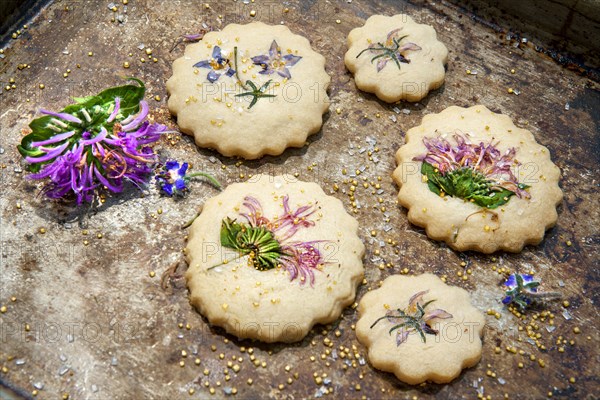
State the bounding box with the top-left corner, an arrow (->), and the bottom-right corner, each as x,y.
193,45 -> 236,83
414,132 -> 530,208
155,160 -> 221,196
356,28 -> 421,72
251,40 -> 302,79
212,195 -> 327,285
18,78 -> 166,204
502,273 -> 561,311
370,290 -> 452,346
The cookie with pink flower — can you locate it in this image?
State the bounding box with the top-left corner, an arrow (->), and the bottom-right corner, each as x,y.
356,274 -> 485,385
167,22 -> 330,159
184,174 -> 365,343
344,14 -> 448,102
392,105 -> 563,253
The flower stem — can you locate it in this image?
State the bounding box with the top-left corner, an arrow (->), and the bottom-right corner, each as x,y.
187,172 -> 222,190
207,253 -> 249,271
233,47 -> 250,91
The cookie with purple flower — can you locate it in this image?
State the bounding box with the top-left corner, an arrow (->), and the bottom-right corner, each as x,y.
167,22 -> 330,159
392,105 -> 563,253
356,274 -> 485,385
344,14 -> 448,102
184,174 -> 365,343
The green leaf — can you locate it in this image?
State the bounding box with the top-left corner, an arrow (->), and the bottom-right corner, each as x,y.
18,78 -> 146,171
220,218 -> 245,251
421,162 -> 521,209
421,162 -> 441,195
72,95 -> 95,104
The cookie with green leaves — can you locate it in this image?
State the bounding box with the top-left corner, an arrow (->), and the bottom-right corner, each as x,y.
184,174 -> 364,343
392,105 -> 563,253
356,274 -> 485,385
167,22 -> 330,159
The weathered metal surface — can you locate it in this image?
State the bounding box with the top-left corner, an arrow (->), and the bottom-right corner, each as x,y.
0,0 -> 598,399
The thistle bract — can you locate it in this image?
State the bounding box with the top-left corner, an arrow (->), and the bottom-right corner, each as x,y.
415,132 -> 530,208
216,195 -> 327,285
18,78 -> 166,204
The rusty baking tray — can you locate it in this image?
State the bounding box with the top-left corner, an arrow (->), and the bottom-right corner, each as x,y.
0,0 -> 598,399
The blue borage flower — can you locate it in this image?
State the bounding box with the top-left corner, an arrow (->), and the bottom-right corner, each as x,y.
155,160 -> 221,196
502,273 -> 561,311
370,290 -> 453,346
251,40 -> 302,79
18,78 -> 169,204
193,46 -> 236,83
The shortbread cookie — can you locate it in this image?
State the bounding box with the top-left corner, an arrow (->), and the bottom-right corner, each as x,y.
344,14 -> 448,102
167,23 -> 330,159
184,175 -> 365,343
392,105 -> 563,253
356,274 -> 484,385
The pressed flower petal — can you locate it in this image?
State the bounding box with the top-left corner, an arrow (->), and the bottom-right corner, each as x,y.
408,290 -> 429,310
399,42 -> 422,52
207,70 -> 220,83
268,40 -> 278,58
277,68 -> 292,79
424,309 -> 453,321
376,58 -> 388,72
194,60 -> 211,68
502,295 -> 512,305
251,55 -> 270,64
282,54 -> 302,67
212,45 -> 221,59
396,329 -> 410,346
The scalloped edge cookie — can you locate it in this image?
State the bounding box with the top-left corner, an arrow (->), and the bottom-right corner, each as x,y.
344,14 -> 448,102
167,22 -> 330,159
184,175 -> 365,343
356,274 -> 485,385
392,105 -> 563,253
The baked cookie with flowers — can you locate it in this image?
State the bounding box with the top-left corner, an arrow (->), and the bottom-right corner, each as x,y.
344,14 -> 448,102
356,274 -> 485,385
184,174 -> 365,343
392,105 -> 563,253
167,22 -> 330,159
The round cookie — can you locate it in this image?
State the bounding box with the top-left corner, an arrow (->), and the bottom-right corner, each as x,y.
356,274 -> 485,385
344,14 -> 448,102
167,23 -> 330,159
184,175 -> 365,343
392,105 -> 563,253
